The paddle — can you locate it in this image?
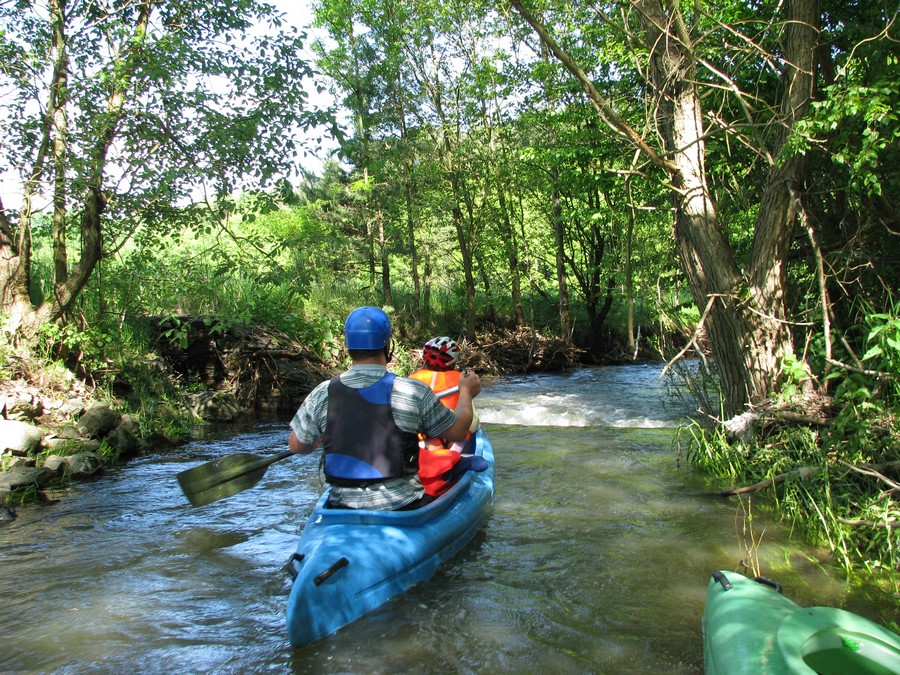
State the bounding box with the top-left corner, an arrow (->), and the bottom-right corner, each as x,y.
176,384 -> 462,507
177,449 -> 294,507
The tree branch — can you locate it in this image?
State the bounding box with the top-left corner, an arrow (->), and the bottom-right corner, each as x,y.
718,465 -> 820,497
508,0 -> 677,172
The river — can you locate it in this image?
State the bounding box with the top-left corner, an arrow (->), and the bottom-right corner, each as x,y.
0,363 -> 894,673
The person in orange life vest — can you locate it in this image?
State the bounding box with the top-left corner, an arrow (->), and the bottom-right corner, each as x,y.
409,337 -> 487,497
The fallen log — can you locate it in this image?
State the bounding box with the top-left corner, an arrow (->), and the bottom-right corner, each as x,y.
718,465 -> 821,497
838,518 -> 899,529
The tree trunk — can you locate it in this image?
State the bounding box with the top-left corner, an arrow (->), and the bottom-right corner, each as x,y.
396,75 -> 421,327
624,152 -> 641,356
449,173 -> 477,338
486,91 -> 526,328
403,175 -> 421,326
636,0 -> 820,415
434,106 -> 476,337
497,184 -> 527,327
50,0 -> 70,288
636,0 -> 757,416
422,249 -> 432,325
413,38 -> 477,337
745,0 -> 821,394
376,210 -> 392,307
0,197 -> 33,335
550,169 -> 571,344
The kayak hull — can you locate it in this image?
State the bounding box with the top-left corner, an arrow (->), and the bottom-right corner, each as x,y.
702,569 -> 900,674
285,428 -> 495,648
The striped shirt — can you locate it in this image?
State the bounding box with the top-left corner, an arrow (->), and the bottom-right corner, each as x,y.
290,364 -> 457,509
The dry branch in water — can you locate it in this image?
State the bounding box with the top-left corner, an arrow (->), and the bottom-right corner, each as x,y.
838,518 -> 899,529
459,328 -> 583,375
718,466 -> 821,497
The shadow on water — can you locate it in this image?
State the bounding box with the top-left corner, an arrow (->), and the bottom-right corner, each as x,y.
0,366 -> 895,674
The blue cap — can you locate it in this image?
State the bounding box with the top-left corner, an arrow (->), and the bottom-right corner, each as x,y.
344,306 -> 392,350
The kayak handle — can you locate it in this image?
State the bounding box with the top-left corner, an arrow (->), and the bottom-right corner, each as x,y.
711,571 -> 733,591
753,576 -> 783,594
315,557 -> 349,586
284,552 -> 305,581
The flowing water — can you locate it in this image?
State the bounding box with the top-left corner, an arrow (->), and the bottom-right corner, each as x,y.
0,364 -> 894,673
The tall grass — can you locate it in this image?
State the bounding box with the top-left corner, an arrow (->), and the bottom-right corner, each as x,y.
680,305 -> 900,590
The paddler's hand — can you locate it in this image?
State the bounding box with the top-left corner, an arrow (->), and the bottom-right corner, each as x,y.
458,370 -> 481,398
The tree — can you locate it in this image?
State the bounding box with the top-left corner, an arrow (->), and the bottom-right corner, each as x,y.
0,0 -> 321,339
509,0 -> 822,416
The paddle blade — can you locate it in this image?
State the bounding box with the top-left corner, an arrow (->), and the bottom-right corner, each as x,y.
180,464 -> 268,507
176,451 -> 291,507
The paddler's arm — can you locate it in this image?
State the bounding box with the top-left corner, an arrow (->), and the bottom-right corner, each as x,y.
288,380 -> 327,454
438,370 -> 481,442
288,431 -> 321,455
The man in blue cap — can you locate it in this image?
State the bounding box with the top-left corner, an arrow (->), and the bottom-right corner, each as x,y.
288,306 -> 482,510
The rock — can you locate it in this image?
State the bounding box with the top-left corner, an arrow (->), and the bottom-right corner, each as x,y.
139,433 -> 177,454
3,455 -> 34,469
58,399 -> 87,419
56,425 -> 82,440
71,452 -> 104,478
0,420 -> 44,456
0,465 -> 56,500
42,436 -> 100,454
42,455 -> 67,474
106,414 -> 140,456
0,502 -> 16,523
4,394 -> 44,422
77,403 -> 121,439
42,452 -> 103,478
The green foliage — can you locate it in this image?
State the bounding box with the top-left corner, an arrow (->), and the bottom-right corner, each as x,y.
794,77 -> 900,198
825,310 -> 900,496
390,339 -> 419,377
665,358 -> 721,422
36,322 -> 115,376
0,0 -> 328,333
776,353 -> 811,404
679,420 -> 750,479
4,483 -> 40,507
686,303 -> 900,584
159,318 -> 193,351
0,319 -> 12,383
95,440 -> 122,465
859,311 -> 900,398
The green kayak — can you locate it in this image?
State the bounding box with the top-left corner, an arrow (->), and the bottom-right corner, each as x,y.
702,570 -> 900,674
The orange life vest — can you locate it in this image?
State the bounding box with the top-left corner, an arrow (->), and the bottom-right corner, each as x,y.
409,369 -> 461,410
409,368 -> 464,496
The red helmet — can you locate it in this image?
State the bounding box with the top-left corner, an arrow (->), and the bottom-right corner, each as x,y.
422,336 -> 460,370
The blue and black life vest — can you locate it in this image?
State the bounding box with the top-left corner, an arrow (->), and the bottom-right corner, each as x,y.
322,373 -> 419,484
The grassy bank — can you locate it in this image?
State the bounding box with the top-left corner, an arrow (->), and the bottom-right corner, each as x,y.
677,309 -> 900,598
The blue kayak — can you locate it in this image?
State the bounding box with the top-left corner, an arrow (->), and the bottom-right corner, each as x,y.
703,569 -> 900,674
284,428 -> 495,648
